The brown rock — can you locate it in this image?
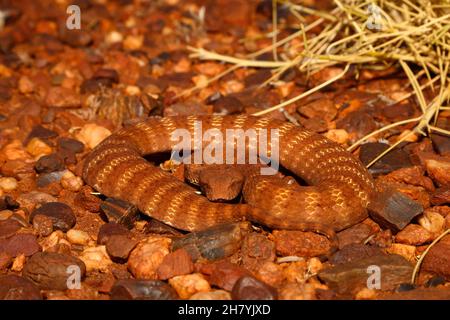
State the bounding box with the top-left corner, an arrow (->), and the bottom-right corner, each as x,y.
380,287 -> 450,300
30,202 -> 76,232
110,279 -> 178,300
337,223 -> 374,249
168,273 -> 210,299
105,235 -> 138,262
395,224 -> 433,245
0,251 -> 12,271
359,142 -> 412,176
23,252 -> 86,290
424,158 -> 450,186
74,186 -> 102,212
431,186 -> 450,205
231,276 -> 278,300
241,232 -> 276,272
45,87 -> 80,108
278,283 -> 318,300
330,244 -> 385,265
79,246 -> 112,272
0,219 -> 21,239
318,254 -> 413,295
16,191 -> 57,212
190,290 -> 231,300
205,0 -> 256,31
0,275 -> 42,300
206,261 -> 251,291
212,95 -> 244,115
0,233 -> 40,257
381,166 -> 435,192
128,236 -> 171,279
422,235 -> 450,280
255,261 -> 285,288
32,214 -> 54,237
35,153 -> 65,173
1,159 -> 35,178
156,249 -> 194,280
271,230 -> 331,258
97,222 -> 130,245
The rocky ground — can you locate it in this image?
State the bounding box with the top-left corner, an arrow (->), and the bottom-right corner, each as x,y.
0,0 -> 449,300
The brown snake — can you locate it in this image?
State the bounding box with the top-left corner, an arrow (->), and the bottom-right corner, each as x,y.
82,115 -> 376,253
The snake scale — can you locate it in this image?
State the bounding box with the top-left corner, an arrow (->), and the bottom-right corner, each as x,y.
82,115 -> 376,250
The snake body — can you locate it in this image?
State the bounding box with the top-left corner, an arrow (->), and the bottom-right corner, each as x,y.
82,115 -> 375,243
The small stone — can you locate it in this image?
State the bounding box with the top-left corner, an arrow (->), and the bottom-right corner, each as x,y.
30,202 -> 76,232
60,171 -> 83,192
74,186 -> 101,212
0,234 -> 40,257
35,153 -> 65,173
97,222 -> 129,245
212,95 -> 244,115
241,232 -> 276,272
75,123 -> 111,149
431,187 -> 450,205
0,275 -> 42,300
324,129 -> 349,144
172,222 -> 250,262
0,177 -> 17,192
231,276 -> 278,300
26,137 -> 53,158
123,35 -> 143,50
422,235 -> 450,280
380,166 -> 435,192
57,137 -> 84,154
32,214 -> 53,237
386,243 -> 417,262
318,254 -> 413,295
156,248 -> 194,280
168,273 -> 211,299
424,158 -> 450,186
45,87 -> 81,108
198,167 -> 244,201
330,244 -> 385,265
380,287 -> 450,300
128,236 -> 171,279
0,219 -> 21,239
337,223 -> 374,249
1,160 -> 35,178
106,235 -> 138,262
16,191 -> 57,213
278,283 -> 319,300
25,125 -> 58,143
368,187 -> 423,232
271,230 -> 331,258
105,31 -> 123,44
11,254 -> 26,272
355,288 -> 377,300
418,210 -> 446,236
66,229 -> 92,246
100,198 -> 139,229
110,279 -> 178,300
395,224 -> 433,245
255,261 -> 285,288
79,246 -> 112,273
190,290 -> 231,300
23,252 -> 86,290
0,251 -> 12,271
204,261 -> 251,291
92,68 -> 120,83
425,275 -> 446,288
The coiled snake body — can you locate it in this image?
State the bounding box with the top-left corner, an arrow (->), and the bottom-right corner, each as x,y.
83,115 -> 376,250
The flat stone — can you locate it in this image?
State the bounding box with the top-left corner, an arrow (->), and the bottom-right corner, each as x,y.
35,153 -> 65,173
241,233 -> 276,272
0,275 -> 42,300
318,254 -> 413,295
30,202 -> 76,232
380,287 -> 450,300
359,142 -> 412,176
23,252 -> 86,290
330,244 -> 385,265
0,233 -> 40,257
57,137 -> 84,154
271,230 -> 331,258
337,223 -> 374,249
156,249 -> 194,280
431,186 -> 450,205
0,219 -> 21,239
212,95 -> 244,115
202,261 -> 251,291
97,222 -> 130,245
368,187 -> 423,232
422,235 -> 450,280
105,234 -> 138,262
395,224 -> 433,245
128,236 -> 171,279
231,276 -> 278,300
110,279 -> 178,300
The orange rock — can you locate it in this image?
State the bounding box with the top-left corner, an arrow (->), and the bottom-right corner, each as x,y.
395,224 -> 433,245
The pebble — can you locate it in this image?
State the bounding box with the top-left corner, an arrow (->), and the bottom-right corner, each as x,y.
36,171 -> 65,188
79,246 -> 112,273
205,261 -> 251,291
16,191 -> 57,212
231,276 -> 278,300
337,223 -> 374,249
57,137 -> 84,154
25,125 -> 58,143
424,158 -> 450,186
75,123 -> 111,149
212,95 -> 244,115
271,230 -> 331,258
32,214 -> 54,237
11,253 -> 26,272
0,233 -> 40,257
66,229 -> 92,246
324,129 -> 349,144
359,142 -> 412,176
74,186 -> 102,212
171,222 -> 250,262
60,170 -> 83,192
241,233 -> 276,272
168,273 -> 211,299
23,252 -> 86,290
278,283 -> 317,300
422,235 -> 450,280
0,177 -> 17,192
106,234 -> 138,262
1,159 -> 35,178
0,251 -> 12,271
26,137 -> 53,158
318,254 -> 413,295
418,209 -> 446,236
0,219 -> 21,239
380,287 -> 450,300
330,244 -> 385,265
431,186 -> 450,205
35,153 -> 65,174
386,243 -> 417,262
97,222 -> 130,245
128,236 -> 171,279
255,261 -> 286,288
190,290 -> 231,300
395,224 -> 433,245
0,275 -> 42,300
156,248 -> 194,280
110,279 -> 178,300
30,202 -> 76,232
